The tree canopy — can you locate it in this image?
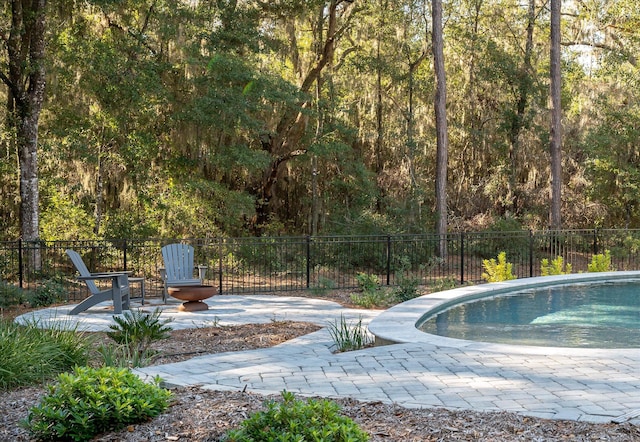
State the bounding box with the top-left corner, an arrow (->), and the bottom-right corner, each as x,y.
1,0 -> 639,240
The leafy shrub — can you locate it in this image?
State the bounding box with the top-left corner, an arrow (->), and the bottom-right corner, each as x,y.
588,250 -> 615,272
102,309 -> 172,367
350,273 -> 389,308
0,281 -> 26,309
24,366 -> 172,441
355,272 -> 380,292
328,314 -> 372,352
0,318 -> 90,390
392,272 -> 420,302
540,256 -> 572,276
482,252 -> 516,282
223,390 -> 369,442
28,277 -> 67,308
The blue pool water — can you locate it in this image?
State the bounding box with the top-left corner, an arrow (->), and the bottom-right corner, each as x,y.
418,281 -> 640,348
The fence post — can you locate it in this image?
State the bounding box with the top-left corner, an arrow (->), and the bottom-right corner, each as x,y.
18,238 -> 23,288
218,237 -> 224,295
123,239 -> 128,271
460,232 -> 465,285
593,228 -> 598,255
386,235 -> 392,285
306,236 -> 311,289
529,230 -> 534,277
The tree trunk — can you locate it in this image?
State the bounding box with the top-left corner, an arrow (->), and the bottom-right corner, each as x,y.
1,0 -> 47,268
507,0 -> 535,214
432,0 -> 449,257
550,0 -> 562,229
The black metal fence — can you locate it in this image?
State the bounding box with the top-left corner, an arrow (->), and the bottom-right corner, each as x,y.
2,229 -> 640,304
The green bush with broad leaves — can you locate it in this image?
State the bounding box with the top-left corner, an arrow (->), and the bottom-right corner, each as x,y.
587,250 -> 615,272
222,391 -> 369,442
482,252 -> 516,282
23,366 -> 172,441
540,256 -> 572,276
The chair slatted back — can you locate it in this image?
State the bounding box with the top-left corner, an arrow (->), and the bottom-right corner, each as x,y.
66,249 -> 100,295
161,243 -> 196,282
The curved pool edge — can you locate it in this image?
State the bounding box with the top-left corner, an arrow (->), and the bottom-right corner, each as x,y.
368,271 -> 640,356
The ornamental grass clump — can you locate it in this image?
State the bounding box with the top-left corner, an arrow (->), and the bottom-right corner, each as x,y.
23,366 -> 172,442
328,314 -> 372,352
222,390 -> 369,442
0,318 -> 90,390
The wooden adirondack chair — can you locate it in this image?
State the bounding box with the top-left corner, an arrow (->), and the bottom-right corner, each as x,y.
66,249 -> 131,315
160,243 -> 207,302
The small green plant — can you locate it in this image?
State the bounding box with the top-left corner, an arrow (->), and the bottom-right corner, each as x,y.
310,276 -> 336,296
222,390 -> 369,442
0,281 -> 26,309
328,314 -> 372,352
103,308 -> 172,367
430,276 -> 458,292
28,278 -> 67,308
482,252 -> 516,282
588,250 -> 615,272
392,272 -> 420,302
355,272 -> 380,292
0,318 -> 91,390
23,366 -> 172,441
540,256 -> 572,276
350,273 -> 389,308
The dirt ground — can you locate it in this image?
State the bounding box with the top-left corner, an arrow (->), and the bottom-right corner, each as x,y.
2,293 -> 640,441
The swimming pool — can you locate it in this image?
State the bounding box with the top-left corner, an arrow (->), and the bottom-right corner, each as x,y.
418,280 -> 640,348
368,272 -> 640,354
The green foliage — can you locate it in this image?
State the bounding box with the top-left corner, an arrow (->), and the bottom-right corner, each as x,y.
28,277 -> 67,308
392,272 -> 421,303
327,314 -> 372,352
310,275 -> 336,296
350,273 -> 389,308
0,319 -> 90,390
540,256 -> 572,276
429,277 -> 459,293
223,390 -> 369,442
103,309 -> 172,367
39,183 -> 98,241
23,366 -> 172,441
0,281 -> 26,309
587,250 -> 615,272
355,272 -> 380,293
482,252 -> 516,282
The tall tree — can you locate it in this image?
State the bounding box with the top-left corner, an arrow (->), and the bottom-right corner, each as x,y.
0,0 -> 47,243
432,0 -> 448,255
549,0 -> 562,229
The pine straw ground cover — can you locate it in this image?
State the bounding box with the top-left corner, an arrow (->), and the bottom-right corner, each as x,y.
1,294 -> 640,441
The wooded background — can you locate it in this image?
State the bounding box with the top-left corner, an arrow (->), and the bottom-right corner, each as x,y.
0,0 -> 638,241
